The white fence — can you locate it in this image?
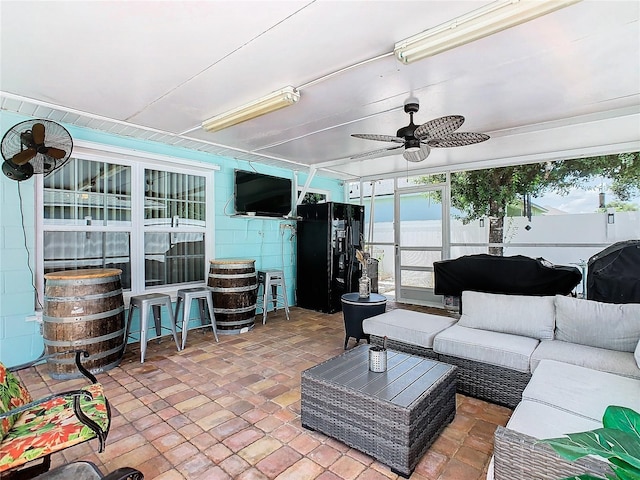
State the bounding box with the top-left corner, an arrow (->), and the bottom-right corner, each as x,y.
370,211 -> 640,296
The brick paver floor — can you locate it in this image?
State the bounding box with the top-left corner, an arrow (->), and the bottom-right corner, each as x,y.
19,302 -> 511,479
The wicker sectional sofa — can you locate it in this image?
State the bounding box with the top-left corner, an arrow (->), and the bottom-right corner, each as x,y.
363,290 -> 640,480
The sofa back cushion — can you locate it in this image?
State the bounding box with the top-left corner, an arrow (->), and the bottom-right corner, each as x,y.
555,295 -> 640,352
0,362 -> 32,441
457,290 -> 555,340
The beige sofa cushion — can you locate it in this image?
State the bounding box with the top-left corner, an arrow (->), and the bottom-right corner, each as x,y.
457,290 -> 555,340
523,359 -> 640,422
531,340 -> 640,380
505,399 -> 601,440
362,310 -> 456,349
555,295 -> 640,352
434,324 -> 539,373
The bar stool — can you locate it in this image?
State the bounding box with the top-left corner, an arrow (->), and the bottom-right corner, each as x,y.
174,286 -> 219,350
124,293 -> 181,363
257,269 -> 290,324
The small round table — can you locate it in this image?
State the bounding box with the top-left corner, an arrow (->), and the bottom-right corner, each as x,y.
340,293 -> 387,350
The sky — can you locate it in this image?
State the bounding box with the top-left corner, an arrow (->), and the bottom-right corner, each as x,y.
534,181 -> 640,214
536,189 -> 604,214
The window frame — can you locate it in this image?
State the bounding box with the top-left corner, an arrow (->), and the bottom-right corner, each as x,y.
35,141 -> 217,308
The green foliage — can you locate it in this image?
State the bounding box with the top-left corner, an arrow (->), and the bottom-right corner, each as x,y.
301,192 -> 326,204
598,201 -> 639,213
448,163 -> 549,222
540,406 -> 640,480
548,152 -> 640,201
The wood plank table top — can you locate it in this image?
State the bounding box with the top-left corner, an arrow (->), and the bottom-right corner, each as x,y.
306,344 -> 454,408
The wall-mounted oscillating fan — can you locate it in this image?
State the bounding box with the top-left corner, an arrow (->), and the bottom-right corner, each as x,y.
351,101 -> 489,163
1,119 -> 73,181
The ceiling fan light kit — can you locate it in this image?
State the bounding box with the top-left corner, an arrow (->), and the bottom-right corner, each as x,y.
202,86 -> 300,132
394,0 -> 582,64
404,145 -> 431,163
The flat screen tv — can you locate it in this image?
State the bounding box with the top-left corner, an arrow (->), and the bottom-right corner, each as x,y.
234,170 -> 293,217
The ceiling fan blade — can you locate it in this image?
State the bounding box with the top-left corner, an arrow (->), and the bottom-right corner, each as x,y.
427,132 -> 490,148
31,123 -> 45,145
414,115 -> 465,140
11,148 -> 37,165
45,147 -> 67,159
351,144 -> 403,160
351,133 -> 404,143
403,145 -> 431,163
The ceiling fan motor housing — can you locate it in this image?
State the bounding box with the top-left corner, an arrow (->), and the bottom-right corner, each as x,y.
404,102 -> 419,114
397,104 -> 422,151
403,137 -> 422,152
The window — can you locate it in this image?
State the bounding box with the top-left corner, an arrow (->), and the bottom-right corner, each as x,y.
143,169 -> 207,288
297,188 -> 330,205
38,146 -> 215,303
43,159 -> 133,287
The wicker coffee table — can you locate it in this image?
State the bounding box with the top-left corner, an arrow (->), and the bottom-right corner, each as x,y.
301,344 -> 457,477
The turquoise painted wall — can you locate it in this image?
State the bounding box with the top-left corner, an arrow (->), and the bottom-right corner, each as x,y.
0,110 -> 344,366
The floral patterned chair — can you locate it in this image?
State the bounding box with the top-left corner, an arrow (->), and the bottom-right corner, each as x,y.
0,350 -> 111,479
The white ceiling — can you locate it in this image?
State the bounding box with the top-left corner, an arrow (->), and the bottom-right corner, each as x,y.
1,1 -> 639,180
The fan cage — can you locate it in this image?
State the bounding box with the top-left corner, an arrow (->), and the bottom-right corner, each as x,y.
1,119 -> 73,176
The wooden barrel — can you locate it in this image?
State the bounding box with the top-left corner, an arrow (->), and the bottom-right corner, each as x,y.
208,259 -> 257,334
43,268 -> 125,379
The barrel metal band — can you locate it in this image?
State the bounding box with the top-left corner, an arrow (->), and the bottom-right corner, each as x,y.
209,272 -> 256,279
217,318 -> 256,326
213,305 -> 256,314
43,328 -> 125,347
48,344 -> 123,363
209,285 -> 257,293
43,305 -> 125,323
44,288 -> 123,303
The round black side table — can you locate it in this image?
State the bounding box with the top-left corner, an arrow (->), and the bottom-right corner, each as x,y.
340,292 -> 387,349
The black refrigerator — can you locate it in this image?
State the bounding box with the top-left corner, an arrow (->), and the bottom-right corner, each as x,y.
296,202 -> 365,313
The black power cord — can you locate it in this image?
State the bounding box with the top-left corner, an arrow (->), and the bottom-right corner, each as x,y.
17,181 -> 43,310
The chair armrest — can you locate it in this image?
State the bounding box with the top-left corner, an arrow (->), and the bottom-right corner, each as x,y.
102,467 -> 144,480
9,350 -> 98,383
0,383 -> 111,453
0,389 -> 92,419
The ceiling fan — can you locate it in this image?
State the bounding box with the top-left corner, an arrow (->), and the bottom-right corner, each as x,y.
1,119 -> 73,181
351,102 -> 489,162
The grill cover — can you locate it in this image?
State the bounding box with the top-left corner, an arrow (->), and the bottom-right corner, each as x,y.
587,240 -> 640,304
434,254 -> 581,297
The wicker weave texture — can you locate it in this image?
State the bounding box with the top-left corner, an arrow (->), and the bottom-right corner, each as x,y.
493,426 -> 611,480
437,354 -> 531,408
301,349 -> 456,477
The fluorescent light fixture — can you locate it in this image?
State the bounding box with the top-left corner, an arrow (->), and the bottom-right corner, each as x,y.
394,0 -> 582,64
202,86 -> 300,132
